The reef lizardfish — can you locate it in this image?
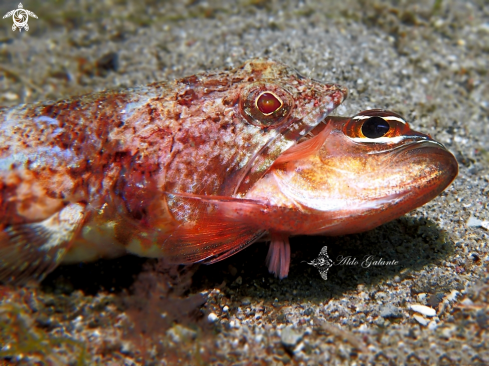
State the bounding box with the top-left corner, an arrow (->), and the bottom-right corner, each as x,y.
0,59 -> 457,283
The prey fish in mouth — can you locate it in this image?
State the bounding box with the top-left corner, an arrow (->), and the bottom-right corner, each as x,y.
0,59 -> 456,283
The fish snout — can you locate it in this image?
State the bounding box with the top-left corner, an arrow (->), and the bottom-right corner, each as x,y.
333,84 -> 348,101
396,131 -> 458,199
331,84 -> 348,105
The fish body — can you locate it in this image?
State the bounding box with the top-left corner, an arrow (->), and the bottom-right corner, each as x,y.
0,59 -> 457,283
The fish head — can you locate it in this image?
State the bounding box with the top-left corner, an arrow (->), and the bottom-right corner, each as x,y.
231,59 -> 348,194
162,58 -> 347,197
245,109 -> 458,235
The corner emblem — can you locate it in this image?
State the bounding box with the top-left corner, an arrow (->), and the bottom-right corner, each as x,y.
3,3 -> 38,32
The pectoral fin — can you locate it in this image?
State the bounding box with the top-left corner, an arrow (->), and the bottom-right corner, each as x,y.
162,192 -> 267,264
0,203 -> 85,284
162,220 -> 266,264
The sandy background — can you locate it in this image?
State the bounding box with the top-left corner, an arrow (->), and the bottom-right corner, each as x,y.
0,0 -> 488,364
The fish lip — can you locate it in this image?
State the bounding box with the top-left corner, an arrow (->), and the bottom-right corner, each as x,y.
391,138 -> 459,189
404,138 -> 448,151
355,139 -> 458,220
367,136 -> 448,158
391,138 -> 451,158
410,139 -> 458,171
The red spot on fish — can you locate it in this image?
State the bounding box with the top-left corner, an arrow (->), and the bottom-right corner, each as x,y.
177,89 -> 198,106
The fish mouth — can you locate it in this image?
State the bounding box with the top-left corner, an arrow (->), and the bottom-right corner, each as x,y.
384,138 -> 458,206
262,132 -> 457,212
394,139 -> 457,175
387,135 -> 448,155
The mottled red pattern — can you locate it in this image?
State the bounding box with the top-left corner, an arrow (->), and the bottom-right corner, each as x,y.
0,59 -> 347,282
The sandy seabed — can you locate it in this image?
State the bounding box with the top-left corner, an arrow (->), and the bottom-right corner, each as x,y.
0,0 -> 488,364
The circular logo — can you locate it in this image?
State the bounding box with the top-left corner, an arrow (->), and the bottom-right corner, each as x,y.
13,9 -> 29,30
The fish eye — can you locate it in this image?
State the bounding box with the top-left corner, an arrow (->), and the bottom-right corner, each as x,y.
361,116 -> 390,138
240,83 -> 293,128
256,92 -> 283,115
343,109 -> 410,142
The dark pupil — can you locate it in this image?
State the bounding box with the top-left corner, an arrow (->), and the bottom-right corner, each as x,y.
361,117 -> 390,138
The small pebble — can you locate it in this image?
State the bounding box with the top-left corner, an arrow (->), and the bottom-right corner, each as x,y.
445,290 -> 459,302
409,304 -> 436,317
413,315 -> 429,326
417,293 -> 427,302
440,325 -> 456,339
2,92 -> 19,101
208,313 -> 218,322
428,321 -> 438,330
281,325 -> 304,348
375,291 -> 387,300
293,341 -> 304,354
255,334 -> 263,343
167,324 -> 197,343
380,304 -> 402,318
358,324 -> 370,333
467,216 -> 489,230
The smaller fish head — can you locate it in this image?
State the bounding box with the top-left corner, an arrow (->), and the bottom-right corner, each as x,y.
324,109 -> 459,215
246,109 -> 458,235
